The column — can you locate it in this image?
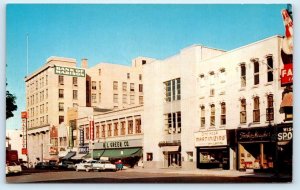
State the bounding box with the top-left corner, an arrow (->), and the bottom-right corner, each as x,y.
133,117 -> 136,134
260,143 -> 264,168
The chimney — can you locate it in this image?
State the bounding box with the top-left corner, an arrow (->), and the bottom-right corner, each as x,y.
81,58 -> 88,68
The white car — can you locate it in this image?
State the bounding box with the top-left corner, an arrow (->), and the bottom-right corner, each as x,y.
6,162 -> 22,175
92,160 -> 116,172
75,160 -> 96,172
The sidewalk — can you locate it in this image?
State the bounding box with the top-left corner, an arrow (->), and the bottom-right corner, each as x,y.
123,167 -> 292,178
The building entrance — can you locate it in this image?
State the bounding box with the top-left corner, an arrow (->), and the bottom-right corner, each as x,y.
167,152 -> 181,167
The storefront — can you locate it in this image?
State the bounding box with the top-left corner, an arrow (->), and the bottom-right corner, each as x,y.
158,141 -> 181,168
236,127 -> 275,171
91,139 -> 143,167
195,130 -> 234,170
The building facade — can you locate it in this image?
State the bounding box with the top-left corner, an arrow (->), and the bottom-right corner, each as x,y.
143,35 -> 292,171
25,57 -> 87,163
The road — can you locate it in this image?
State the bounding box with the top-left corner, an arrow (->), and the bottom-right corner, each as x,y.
6,169 -> 292,183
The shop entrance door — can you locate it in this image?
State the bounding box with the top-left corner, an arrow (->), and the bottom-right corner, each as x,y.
168,152 -> 181,167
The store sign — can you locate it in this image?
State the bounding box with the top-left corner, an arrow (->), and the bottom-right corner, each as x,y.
22,148 -> 27,155
237,128 -> 271,142
194,130 -> 227,147
281,63 -> 293,85
94,139 -> 143,149
79,146 -> 89,154
79,128 -> 84,146
277,126 -> 293,141
21,111 -> 28,119
50,126 -> 58,138
55,66 -> 85,77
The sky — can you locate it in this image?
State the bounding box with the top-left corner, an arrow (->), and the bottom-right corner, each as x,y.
6,4 -> 288,130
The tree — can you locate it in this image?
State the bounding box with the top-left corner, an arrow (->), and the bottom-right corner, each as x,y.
6,90 -> 17,119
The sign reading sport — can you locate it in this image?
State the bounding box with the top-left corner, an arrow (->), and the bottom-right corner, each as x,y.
55,66 -> 85,77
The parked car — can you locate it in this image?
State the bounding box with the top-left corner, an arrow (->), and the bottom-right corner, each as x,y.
6,162 -> 22,175
58,161 -> 76,170
35,162 -> 50,169
92,160 -> 116,172
75,160 -> 96,172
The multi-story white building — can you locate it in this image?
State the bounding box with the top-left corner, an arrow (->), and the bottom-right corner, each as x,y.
143,35 -> 292,171
86,57 -> 155,110
25,57 -> 87,163
6,129 -> 27,162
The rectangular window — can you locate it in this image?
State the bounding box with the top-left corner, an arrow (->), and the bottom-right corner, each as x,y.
147,153 -> 153,161
73,103 -> 78,108
165,112 -> 181,134
266,94 -> 274,121
114,123 -> 118,136
201,106 -> 205,128
130,95 -> 134,104
99,81 -> 101,90
92,93 -> 97,103
101,125 -> 105,138
220,103 -> 226,125
59,89 -> 64,98
135,119 -> 141,133
46,89 -> 48,99
108,124 -> 112,137
164,78 -> 181,102
121,122 -> 125,135
253,60 -> 260,85
73,77 -> 78,86
59,102 -> 64,112
99,69 -> 101,76
139,84 -> 143,92
128,120 -> 133,134
59,116 -> 64,124
98,93 -> 101,103
130,83 -> 134,92
127,73 -> 130,79
73,90 -> 78,100
240,99 -> 247,124
139,74 -> 142,80
241,64 -> 246,87
59,76 -> 64,85
92,81 -> 96,90
210,88 -> 215,97
123,94 -> 127,104
122,82 -> 127,91
219,68 -> 226,82
267,56 -> 274,82
139,96 -> 143,104
142,60 -> 146,65
46,75 -> 48,85
209,71 -> 215,85
253,97 -> 260,122
113,81 -> 118,90
210,104 -> 215,127
113,94 -> 118,103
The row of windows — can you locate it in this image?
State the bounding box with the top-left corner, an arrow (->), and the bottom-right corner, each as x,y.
112,94 -> 143,104
58,89 -> 78,99
58,75 -> 78,86
97,69 -> 142,81
27,115 -> 49,128
27,74 -> 48,94
83,119 -> 142,139
112,82 -> 143,92
240,56 -> 273,88
199,68 -> 226,86
28,103 -> 48,118
27,89 -> 48,106
200,95 -> 274,128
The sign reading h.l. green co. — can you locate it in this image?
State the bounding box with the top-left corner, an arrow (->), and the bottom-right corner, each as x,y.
55,66 -> 85,77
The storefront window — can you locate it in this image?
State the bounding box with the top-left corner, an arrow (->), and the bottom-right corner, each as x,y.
147,153 -> 153,161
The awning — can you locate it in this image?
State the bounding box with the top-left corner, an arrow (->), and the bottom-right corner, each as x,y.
161,146 -> 179,152
280,92 -> 293,108
82,150 -> 105,160
101,148 -> 142,159
62,151 -> 76,160
72,153 -> 88,160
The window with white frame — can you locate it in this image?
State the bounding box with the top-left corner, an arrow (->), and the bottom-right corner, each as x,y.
266,94 -> 274,121
92,81 -> 97,90
240,63 -> 246,88
219,68 -> 226,83
92,93 -> 97,103
253,96 -> 260,122
113,81 -> 118,90
123,94 -> 127,104
122,82 -> 127,91
164,78 -> 181,102
240,99 -> 247,124
253,59 -> 260,85
200,106 -> 205,128
267,56 -> 274,82
139,96 -> 143,104
130,83 -> 134,92
113,94 -> 118,103
220,102 -> 226,125
210,104 -> 215,127
130,95 -> 134,104
165,112 -> 181,134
